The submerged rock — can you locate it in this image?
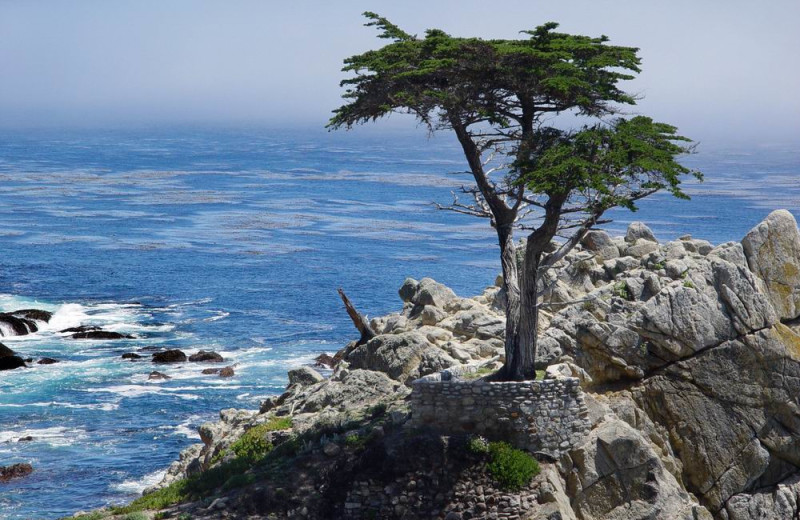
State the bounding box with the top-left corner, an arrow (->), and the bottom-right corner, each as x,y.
0,314 -> 38,336
152,349 -> 187,363
36,358 -> 59,365
188,350 -> 223,363
59,326 -> 101,334
219,366 -> 235,378
0,357 -> 26,371
0,342 -> 15,357
0,463 -> 33,483
0,344 -> 26,371
121,352 -> 143,360
11,309 -> 53,322
148,371 -> 171,380
70,330 -> 133,340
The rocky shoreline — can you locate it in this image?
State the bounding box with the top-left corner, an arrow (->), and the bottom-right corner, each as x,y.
62,209 -> 800,519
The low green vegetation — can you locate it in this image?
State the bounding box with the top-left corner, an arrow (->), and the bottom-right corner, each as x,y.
69,513 -> 105,520
467,435 -> 490,455
487,441 -> 540,490
112,416 -> 294,514
613,281 -> 633,300
121,513 -> 148,520
461,367 -> 497,380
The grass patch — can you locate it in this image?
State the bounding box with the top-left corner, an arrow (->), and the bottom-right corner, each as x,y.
121,513 -> 149,520
535,370 -> 546,381
69,513 -> 106,520
461,367 -> 496,380
487,441 -> 540,490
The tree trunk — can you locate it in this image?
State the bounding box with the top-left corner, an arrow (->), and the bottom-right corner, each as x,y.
337,288 -> 375,345
497,224 -> 522,381
515,245 -> 541,380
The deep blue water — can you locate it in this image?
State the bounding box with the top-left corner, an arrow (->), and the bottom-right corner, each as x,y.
0,126 -> 797,519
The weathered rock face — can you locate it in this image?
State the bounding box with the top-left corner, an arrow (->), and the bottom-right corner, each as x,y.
629,325 -> 800,512
564,420 -> 711,520
742,209 -> 800,322
530,211 -> 800,517
625,221 -> 657,243
345,332 -> 456,384
287,366 -> 325,387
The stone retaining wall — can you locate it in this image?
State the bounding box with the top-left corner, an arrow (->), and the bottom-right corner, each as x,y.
410,373 -> 591,455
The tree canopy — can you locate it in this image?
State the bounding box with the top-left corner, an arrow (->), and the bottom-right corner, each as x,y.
328,13 -> 641,135
330,13 -> 700,380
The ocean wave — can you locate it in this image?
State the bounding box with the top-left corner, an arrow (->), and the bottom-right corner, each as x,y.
0,426 -> 87,446
111,469 -> 166,495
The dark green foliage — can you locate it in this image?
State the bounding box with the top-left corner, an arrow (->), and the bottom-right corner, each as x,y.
486,442 -> 540,490
329,13 -> 641,132
516,116 -> 700,211
344,434 -> 363,447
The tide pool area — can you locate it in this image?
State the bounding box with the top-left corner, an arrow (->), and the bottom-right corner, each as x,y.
0,127 -> 798,519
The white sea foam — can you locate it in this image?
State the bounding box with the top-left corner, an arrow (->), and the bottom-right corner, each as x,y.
111,469 -> 166,495
84,385 -> 200,400
0,426 -> 86,446
0,401 -> 119,411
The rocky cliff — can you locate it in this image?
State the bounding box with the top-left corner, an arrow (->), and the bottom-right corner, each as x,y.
70,210 -> 800,520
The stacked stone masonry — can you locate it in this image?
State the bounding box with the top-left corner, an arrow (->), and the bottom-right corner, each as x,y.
342,470 -> 541,519
411,373 -> 591,456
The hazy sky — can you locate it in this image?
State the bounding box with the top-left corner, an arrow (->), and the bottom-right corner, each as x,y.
1,0 -> 798,143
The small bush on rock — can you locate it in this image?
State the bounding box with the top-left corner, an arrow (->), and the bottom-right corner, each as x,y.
487,442 -> 540,490
467,435 -> 490,455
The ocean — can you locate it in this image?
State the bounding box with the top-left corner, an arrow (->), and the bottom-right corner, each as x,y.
0,126 -> 797,519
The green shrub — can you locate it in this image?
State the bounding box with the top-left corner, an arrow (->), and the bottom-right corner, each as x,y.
112,479 -> 190,513
213,416 -> 292,465
487,442 -> 540,490
122,513 -> 148,520
70,513 -> 105,520
467,435 -> 490,455
683,280 -> 694,289
344,434 -> 362,447
230,425 -> 274,462
613,281 -> 632,300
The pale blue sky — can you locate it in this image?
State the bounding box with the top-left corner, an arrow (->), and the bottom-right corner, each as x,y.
1,0 -> 798,143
